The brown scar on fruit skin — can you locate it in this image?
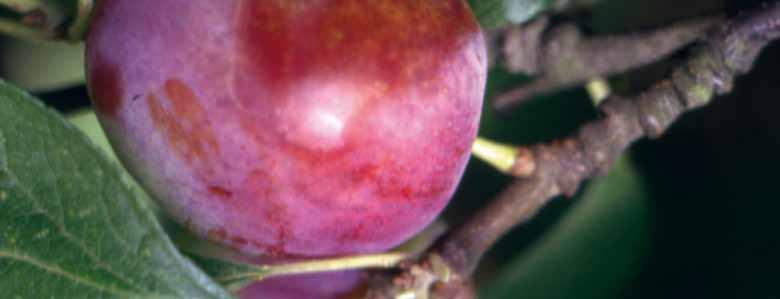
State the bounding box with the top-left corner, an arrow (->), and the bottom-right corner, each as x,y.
341,284 -> 370,299
147,80 -> 221,164
207,228 -> 248,247
165,80 -> 209,122
231,236 -> 249,247
207,228 -> 229,243
88,59 -> 124,118
208,186 -> 234,198
206,226 -> 296,258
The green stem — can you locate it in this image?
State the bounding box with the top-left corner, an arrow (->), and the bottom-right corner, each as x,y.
471,137 -> 518,174
585,77 -> 611,106
221,252 -> 408,283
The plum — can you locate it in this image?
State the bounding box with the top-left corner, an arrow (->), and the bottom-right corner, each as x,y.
239,270 -> 363,299
86,0 -> 487,257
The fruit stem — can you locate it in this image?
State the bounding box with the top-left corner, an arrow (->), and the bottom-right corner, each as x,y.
220,252 -> 409,284
471,137 -> 518,174
585,77 -> 611,106
262,252 -> 407,278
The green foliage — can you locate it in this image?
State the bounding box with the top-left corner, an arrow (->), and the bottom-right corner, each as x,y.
68,110 -> 117,161
469,0 -> 552,27
188,255 -> 269,293
0,81 -> 233,299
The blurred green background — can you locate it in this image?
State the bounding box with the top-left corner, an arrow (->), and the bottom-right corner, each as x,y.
2,0 -> 777,298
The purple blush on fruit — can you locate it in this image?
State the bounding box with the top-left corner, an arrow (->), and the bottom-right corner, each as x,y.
86,0 -> 487,257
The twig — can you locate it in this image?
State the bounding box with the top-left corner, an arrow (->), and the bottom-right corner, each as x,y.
494,14 -> 723,110
366,2 -> 780,298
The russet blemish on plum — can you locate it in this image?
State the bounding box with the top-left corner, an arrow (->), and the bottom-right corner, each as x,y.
87,1 -> 487,297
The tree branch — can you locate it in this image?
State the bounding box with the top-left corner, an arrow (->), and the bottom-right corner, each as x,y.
494,14 -> 723,110
366,2 -> 780,298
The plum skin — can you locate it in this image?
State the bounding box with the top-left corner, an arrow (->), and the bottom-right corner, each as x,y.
87,0 -> 487,257
238,270 -> 363,299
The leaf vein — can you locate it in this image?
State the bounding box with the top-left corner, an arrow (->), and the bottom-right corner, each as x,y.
0,249 -> 138,298
4,161 -> 144,294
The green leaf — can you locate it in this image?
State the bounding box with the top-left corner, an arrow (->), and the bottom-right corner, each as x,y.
67,109 -> 118,162
68,109 -> 162,217
188,255 -> 267,293
482,157 -> 650,299
0,81 -> 234,298
469,0 -> 551,28
162,219 -> 268,293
